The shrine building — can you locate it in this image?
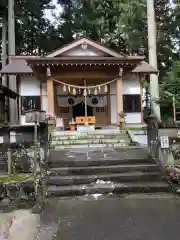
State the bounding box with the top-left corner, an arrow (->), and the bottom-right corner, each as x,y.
0,37 -> 157,128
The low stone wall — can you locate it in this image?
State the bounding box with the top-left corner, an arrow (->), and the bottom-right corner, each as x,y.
158,128 -> 179,168
0,123 -> 48,173
0,179 -> 34,203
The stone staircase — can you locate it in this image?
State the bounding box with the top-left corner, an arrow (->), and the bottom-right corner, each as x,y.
51,129 -> 132,150
47,147 -> 170,197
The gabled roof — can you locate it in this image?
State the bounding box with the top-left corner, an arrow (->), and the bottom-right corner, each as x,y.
132,61 -> 158,74
26,56 -> 144,66
0,58 -> 33,74
47,37 -> 123,58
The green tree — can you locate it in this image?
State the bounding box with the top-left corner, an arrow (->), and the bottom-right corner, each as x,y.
159,61 -> 180,120
168,0 -> 180,61
155,0 -> 175,81
15,0 -> 61,55
56,0 -> 147,54
110,0 -> 147,55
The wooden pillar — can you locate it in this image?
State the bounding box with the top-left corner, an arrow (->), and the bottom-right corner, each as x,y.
47,78 -> 55,116
139,75 -> 143,123
2,15 -> 7,86
116,68 -> 124,125
107,84 -> 111,125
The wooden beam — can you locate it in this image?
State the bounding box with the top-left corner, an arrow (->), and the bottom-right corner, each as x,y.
107,85 -> 111,125
53,70 -> 118,80
139,75 -> 143,123
47,78 -> 55,116
116,69 -> 123,125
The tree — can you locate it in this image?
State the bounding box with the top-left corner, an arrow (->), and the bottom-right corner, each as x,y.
56,0 -> 78,44
14,0 -> 62,55
155,0 -> 175,81
110,0 -> 147,55
159,61 -> 180,120
169,0 -> 180,61
55,0 -> 147,55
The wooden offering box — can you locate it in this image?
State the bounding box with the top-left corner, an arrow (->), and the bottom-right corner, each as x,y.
75,116 -> 96,125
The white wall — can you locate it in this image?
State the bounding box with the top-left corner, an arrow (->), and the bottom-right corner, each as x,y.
20,77 -> 48,112
20,76 -> 40,96
110,74 -> 140,95
20,76 -> 48,125
110,74 -> 142,124
122,74 -> 140,94
125,113 -> 141,124
42,82 -> 48,112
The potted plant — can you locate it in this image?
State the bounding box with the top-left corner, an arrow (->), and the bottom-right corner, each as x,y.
46,114 -> 56,125
117,111 -> 126,130
46,114 -> 56,138
69,119 -> 76,131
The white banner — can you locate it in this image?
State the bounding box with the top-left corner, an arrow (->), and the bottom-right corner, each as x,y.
57,96 -> 83,107
57,96 -> 107,107
87,96 -> 107,107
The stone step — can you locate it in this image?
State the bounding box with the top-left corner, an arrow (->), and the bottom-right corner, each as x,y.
52,134 -> 130,141
49,155 -> 152,168
47,181 -> 170,197
53,143 -> 130,150
51,138 -> 130,146
52,130 -> 127,137
49,163 -> 159,176
47,172 -> 163,186
48,157 -> 153,168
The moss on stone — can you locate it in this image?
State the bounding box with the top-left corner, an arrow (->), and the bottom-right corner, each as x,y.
0,174 -> 33,184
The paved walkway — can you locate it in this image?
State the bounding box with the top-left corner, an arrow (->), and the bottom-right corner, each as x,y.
38,194 -> 180,240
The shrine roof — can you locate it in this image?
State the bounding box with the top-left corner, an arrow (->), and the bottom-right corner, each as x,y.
26,56 -> 145,66
0,37 -> 157,75
132,61 -> 158,74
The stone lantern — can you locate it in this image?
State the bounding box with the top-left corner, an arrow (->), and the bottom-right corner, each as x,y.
25,110 -> 46,176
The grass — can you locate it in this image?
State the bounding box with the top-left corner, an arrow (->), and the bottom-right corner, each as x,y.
127,127 -> 147,131
0,173 -> 34,184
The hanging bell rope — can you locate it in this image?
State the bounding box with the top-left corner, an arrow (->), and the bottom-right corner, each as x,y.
72,88 -> 76,95
94,88 -> 98,95
63,85 -> 67,92
83,89 -> 87,96
51,76 -> 119,89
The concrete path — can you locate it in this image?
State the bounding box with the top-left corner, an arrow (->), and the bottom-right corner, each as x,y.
38,194 -> 180,240
0,209 -> 39,240
0,194 -> 180,239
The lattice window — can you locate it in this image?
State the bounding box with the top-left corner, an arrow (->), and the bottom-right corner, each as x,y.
59,107 -> 69,113
21,96 -> 40,114
96,107 -> 106,112
123,95 -> 141,113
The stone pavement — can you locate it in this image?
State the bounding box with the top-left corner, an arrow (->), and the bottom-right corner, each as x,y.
0,194 -> 180,239
38,194 -> 180,240
0,209 -> 39,240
